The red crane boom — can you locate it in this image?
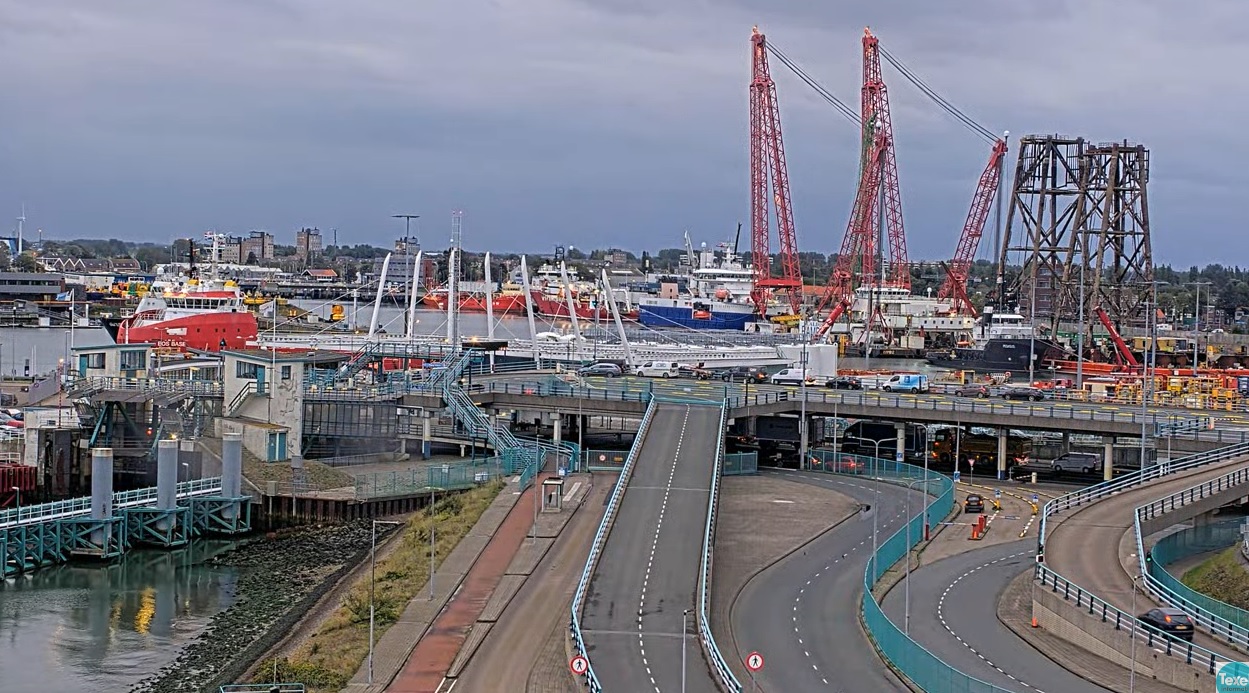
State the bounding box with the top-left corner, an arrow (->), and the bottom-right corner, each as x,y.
860,27 -> 909,289
749,27 -> 803,316
938,138 -> 1008,315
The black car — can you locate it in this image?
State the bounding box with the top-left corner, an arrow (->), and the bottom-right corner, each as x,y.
1000,386 -> 1050,401
1138,607 -> 1195,641
576,362 -> 622,377
825,376 -> 863,390
716,366 -> 768,383
963,494 -> 985,513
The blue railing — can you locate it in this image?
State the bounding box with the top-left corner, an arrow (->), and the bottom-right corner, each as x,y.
699,400 -> 742,691
1133,464 -> 1249,648
1150,519 -> 1249,630
569,394 -> 657,693
0,476 -> 223,529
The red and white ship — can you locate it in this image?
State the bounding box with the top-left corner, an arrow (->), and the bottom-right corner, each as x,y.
104,280 -> 258,352
420,283 -> 528,315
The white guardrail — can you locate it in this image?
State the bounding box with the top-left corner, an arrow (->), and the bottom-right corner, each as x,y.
699,401 -> 743,691
568,394 -> 659,692
1134,463 -> 1249,649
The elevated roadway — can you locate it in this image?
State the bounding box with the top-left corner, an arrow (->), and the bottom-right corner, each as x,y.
1043,455 -> 1249,660
580,402 -> 721,693
729,469 -> 914,693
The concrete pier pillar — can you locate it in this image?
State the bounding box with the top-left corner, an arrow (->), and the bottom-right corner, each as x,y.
553,413 -> 562,446
156,440 -> 178,511
1104,437 -> 1115,482
422,414 -> 433,460
90,448 -> 114,549
222,433 -> 243,498
1061,430 -> 1071,451
997,429 -> 1008,481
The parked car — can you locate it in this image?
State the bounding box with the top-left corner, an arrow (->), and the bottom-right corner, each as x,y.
825,376 -> 863,390
715,366 -> 768,383
634,360 -> 679,378
882,374 -> 930,393
1000,386 -> 1050,401
769,368 -> 810,386
1049,451 -> 1101,474
678,365 -> 713,380
953,384 -> 990,398
963,494 -> 985,513
1138,607 -> 1195,641
576,362 -> 622,377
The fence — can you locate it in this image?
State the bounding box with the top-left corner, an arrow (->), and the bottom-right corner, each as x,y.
722,452 -> 758,476
582,448 -> 628,472
698,401 -> 742,691
0,476 -> 223,529
1150,518 -> 1249,630
569,395 -> 658,693
352,457 -> 521,499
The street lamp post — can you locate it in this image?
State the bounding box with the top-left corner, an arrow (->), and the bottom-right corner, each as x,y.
799,342 -> 809,469
429,486 -> 439,600
682,608 -> 692,693
1186,281 -> 1211,369
1130,573 -> 1141,693
903,477 -> 929,635
852,436 -> 892,562
368,518 -> 402,685
1141,281 -> 1168,468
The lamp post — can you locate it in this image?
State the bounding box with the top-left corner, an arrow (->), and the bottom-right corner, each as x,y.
903,477 -> 929,635
429,486 -> 441,600
799,342 -> 809,469
1141,281 -> 1168,468
682,607 -> 692,693
1186,281 -> 1211,369
852,436 -> 892,561
1129,573 -> 1141,693
368,518 -> 403,684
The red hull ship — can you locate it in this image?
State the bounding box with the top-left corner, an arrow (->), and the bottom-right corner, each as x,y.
421,288 -> 527,315
104,279 -> 258,351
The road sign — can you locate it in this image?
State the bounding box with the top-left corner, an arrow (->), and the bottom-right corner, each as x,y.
1031,493 -> 1039,504
968,459 -> 976,468
952,470 -> 961,482
745,651 -> 765,672
598,454 -> 606,462
994,489 -> 1002,499
569,655 -> 589,675
895,451 -> 904,462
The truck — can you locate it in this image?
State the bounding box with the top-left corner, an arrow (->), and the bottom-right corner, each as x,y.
838,421 -> 930,464
929,428 -> 1034,468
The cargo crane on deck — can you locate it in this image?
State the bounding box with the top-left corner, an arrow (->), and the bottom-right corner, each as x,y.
749,27 -> 804,317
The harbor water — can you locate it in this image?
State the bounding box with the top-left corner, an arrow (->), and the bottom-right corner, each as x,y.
0,542 -> 240,693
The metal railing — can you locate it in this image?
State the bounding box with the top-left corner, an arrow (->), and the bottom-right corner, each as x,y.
1034,562 -> 1226,674
1133,465 -> 1249,649
0,476 -> 223,529
699,401 -> 743,691
68,375 -> 224,397
1038,440 -> 1249,551
569,395 -> 658,693
1150,519 -> 1249,631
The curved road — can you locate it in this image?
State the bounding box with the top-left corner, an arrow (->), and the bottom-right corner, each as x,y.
1044,455 -> 1249,659
580,403 -> 720,693
880,539 -> 1109,693
729,469 -> 917,693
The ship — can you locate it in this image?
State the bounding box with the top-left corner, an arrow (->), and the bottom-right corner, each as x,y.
421,286 -> 527,315
528,264 -> 639,321
101,233 -> 259,352
924,309 -> 1064,374
637,236 -> 761,330
103,277 -> 258,351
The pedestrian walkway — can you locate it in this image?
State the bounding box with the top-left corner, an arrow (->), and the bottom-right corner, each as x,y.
340,479 -> 523,693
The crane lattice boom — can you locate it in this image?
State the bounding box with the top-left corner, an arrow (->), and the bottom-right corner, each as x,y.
938,138 -> 1008,315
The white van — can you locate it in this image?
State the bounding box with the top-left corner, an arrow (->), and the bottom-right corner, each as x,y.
882,374 -> 930,393
635,360 -> 679,378
769,368 -> 808,385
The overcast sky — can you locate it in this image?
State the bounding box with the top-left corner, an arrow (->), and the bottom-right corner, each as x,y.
1,0 -> 1242,265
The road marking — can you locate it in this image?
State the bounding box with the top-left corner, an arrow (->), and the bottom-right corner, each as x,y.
637,404 -> 691,693
936,550 -> 1044,692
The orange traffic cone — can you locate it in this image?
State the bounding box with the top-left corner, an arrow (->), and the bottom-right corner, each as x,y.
1031,616 -> 1039,628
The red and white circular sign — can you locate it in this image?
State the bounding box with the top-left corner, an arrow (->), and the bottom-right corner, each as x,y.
569,655 -> 589,675
745,651 -> 765,672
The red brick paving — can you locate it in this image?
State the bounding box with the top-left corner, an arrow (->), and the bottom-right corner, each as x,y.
385,483 -> 540,693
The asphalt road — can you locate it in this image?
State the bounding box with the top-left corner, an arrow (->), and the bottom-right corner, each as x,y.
580,403 -> 721,693
879,539 -> 1110,693
1044,455 -> 1249,660
729,469 -> 917,693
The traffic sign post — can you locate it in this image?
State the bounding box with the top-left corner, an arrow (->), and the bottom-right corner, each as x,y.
952,470 -> 961,483
968,458 -> 975,485
1031,493 -> 1039,504
994,489 -> 1001,500
569,655 -> 589,676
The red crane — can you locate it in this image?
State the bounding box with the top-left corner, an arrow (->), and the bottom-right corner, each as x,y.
938,138 -> 1008,315
860,27 -> 909,290
749,27 -> 803,316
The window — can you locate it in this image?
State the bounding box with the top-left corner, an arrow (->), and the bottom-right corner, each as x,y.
236,361 -> 261,379
119,350 -> 146,370
84,352 -> 105,369
281,365 -> 292,381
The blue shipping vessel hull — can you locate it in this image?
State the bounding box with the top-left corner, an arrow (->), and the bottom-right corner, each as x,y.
638,304 -> 755,330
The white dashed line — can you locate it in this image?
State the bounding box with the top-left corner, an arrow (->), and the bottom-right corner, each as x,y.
637,405 -> 691,693
936,551 -> 1044,692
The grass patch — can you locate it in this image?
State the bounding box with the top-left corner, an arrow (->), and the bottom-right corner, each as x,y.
242,457 -> 355,491
254,479 -> 505,692
1181,546 -> 1249,609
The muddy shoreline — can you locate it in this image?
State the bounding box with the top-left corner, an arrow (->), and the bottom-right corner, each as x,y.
130,521 -> 398,693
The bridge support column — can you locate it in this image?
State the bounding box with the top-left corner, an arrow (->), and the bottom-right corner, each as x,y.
90,448 -> 114,548
1061,430 -> 1071,452
1103,437 -> 1115,482
422,412 -> 433,460
997,429 -> 1007,481
553,412 -> 562,447
126,440 -> 190,547
62,447 -> 126,560
1193,511 -> 1215,527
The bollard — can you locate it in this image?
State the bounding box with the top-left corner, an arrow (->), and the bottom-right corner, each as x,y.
91,447 -> 115,550
1031,471 -> 1037,484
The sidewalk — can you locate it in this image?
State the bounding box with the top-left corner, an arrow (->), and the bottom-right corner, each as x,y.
340,479 -> 523,693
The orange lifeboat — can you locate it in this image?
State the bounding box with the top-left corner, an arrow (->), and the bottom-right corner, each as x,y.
714,288 -> 730,300
693,310 -> 712,320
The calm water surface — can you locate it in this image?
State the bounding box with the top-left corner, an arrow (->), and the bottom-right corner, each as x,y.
0,542 -> 240,693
